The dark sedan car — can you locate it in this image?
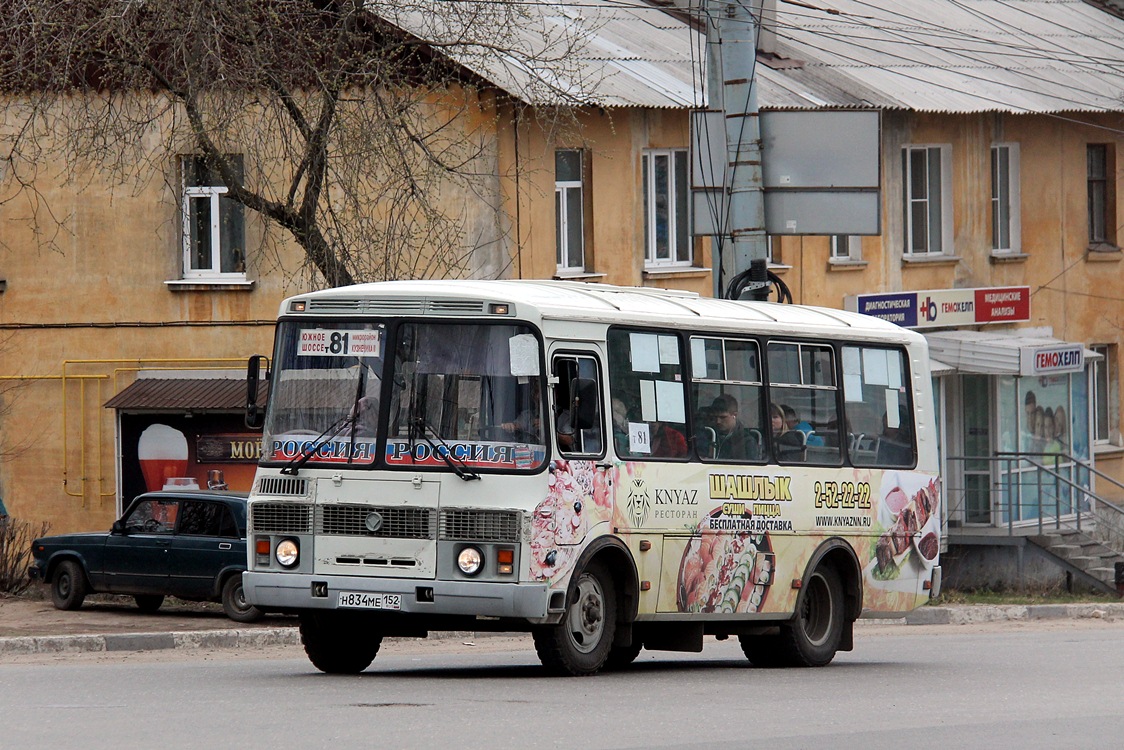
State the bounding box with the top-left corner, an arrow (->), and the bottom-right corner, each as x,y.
29,490 -> 262,623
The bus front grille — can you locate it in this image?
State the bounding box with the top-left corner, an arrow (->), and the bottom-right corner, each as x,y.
251,503 -> 314,534
439,509 -> 521,543
317,504 -> 435,539
256,476 -> 309,497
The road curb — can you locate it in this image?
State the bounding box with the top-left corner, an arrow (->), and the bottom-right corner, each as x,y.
3,605 -> 1122,657
0,627 -> 301,657
905,602 -> 1124,625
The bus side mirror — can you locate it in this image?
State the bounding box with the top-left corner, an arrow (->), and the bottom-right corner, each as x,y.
245,354 -> 269,429
570,377 -> 598,430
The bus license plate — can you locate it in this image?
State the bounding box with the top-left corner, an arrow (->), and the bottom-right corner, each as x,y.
337,592 -> 401,610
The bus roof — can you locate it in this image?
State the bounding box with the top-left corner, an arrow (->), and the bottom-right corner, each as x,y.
282,280 -> 920,344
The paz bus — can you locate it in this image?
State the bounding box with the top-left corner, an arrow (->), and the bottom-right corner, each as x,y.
242,280 -> 941,675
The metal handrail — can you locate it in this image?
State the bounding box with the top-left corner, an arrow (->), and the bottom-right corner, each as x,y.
995,451 -> 1124,543
946,453 -> 1087,534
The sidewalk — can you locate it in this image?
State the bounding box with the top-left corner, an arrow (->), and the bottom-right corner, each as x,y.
2,596 -> 1122,658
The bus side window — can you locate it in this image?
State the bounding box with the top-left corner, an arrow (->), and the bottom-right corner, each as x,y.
766,342 -> 842,465
689,336 -> 765,463
552,354 -> 605,457
842,345 -> 915,468
606,329 -> 688,460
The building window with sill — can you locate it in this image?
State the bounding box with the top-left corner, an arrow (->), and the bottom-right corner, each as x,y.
555,149 -> 587,273
1088,144 -> 1117,249
991,144 -> 1021,254
643,148 -> 691,267
830,235 -> 862,262
767,234 -> 783,267
1093,344 -> 1119,446
182,155 -> 246,280
902,145 -> 952,257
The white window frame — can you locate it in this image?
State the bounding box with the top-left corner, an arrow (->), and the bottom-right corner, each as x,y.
991,143 -> 1021,255
830,235 -> 863,263
555,149 -> 585,273
902,144 -> 954,257
1092,344 -> 1118,446
181,156 -> 246,281
643,148 -> 692,268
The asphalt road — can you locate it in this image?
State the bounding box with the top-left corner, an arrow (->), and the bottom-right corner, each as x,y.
2,619 -> 1123,749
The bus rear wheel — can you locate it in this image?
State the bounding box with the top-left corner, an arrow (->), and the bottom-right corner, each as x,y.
738,633 -> 786,668
299,611 -> 382,674
778,565 -> 844,667
533,561 -> 617,676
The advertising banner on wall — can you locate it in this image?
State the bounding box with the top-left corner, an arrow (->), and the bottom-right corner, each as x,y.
845,286 -> 1031,329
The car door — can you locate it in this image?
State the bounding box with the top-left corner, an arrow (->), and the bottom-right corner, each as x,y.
167,498 -> 242,599
102,496 -> 178,594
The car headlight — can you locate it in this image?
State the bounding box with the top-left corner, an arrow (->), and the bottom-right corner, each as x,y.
276,539 -> 299,568
456,546 -> 484,576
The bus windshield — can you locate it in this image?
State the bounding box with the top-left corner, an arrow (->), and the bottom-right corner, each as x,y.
264,322 -> 388,467
385,322 -> 545,471
262,319 -> 547,471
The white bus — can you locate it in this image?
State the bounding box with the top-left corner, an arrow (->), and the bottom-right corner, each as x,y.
242,280 -> 941,675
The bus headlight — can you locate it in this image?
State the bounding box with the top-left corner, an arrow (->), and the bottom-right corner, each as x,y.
456,546 -> 484,576
276,539 -> 300,568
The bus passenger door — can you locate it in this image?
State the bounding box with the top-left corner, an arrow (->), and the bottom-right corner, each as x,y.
549,347 -> 608,547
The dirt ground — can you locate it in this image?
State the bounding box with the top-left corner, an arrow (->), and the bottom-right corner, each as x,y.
0,589 -> 295,639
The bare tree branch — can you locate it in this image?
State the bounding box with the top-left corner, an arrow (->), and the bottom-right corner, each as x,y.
0,0 -> 601,286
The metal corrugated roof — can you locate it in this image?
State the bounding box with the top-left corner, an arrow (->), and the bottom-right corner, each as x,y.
371,0 -> 1124,114
370,0 -> 705,108
105,378 -> 267,411
755,0 -> 1124,113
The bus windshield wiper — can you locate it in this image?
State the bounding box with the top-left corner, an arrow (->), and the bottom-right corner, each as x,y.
413,416 -> 480,482
280,412 -> 355,476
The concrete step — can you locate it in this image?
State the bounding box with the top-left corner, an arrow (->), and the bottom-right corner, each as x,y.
1088,566 -> 1118,583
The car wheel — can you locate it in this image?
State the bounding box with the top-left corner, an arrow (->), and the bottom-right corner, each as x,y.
532,561 -> 617,676
221,575 -> 263,623
299,611 -> 382,674
134,594 -> 165,613
51,560 -> 87,611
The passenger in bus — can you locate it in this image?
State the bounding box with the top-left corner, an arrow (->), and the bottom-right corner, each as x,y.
652,422 -> 688,458
781,404 -> 824,447
770,403 -> 787,438
876,406 -> 913,465
500,379 -> 543,442
702,394 -> 760,460
611,397 -> 631,454
555,392 -> 602,454
771,403 -> 807,461
351,396 -> 381,436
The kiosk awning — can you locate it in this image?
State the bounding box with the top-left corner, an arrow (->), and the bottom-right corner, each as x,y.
924,329 -> 1098,376
105,376 -> 267,411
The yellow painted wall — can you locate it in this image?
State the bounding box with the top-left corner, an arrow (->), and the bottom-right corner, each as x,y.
4,93 -> 1124,531
503,106 -> 711,294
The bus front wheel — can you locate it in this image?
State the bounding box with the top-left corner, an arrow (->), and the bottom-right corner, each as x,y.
779,565 -> 844,667
299,611 -> 382,674
533,561 -> 617,676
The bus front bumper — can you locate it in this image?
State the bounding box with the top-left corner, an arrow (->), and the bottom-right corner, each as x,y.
242,571 -> 554,620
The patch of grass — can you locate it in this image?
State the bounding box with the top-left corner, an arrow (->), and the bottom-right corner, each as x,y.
932,588 -> 1120,606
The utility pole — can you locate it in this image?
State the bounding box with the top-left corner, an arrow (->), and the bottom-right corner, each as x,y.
707,0 -> 770,300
